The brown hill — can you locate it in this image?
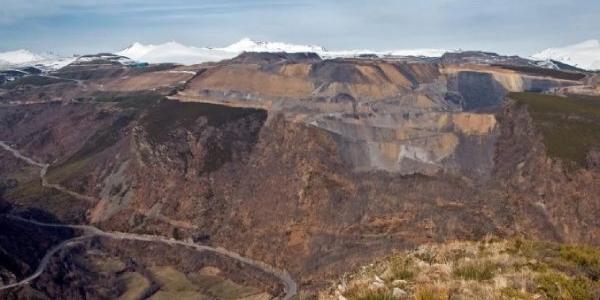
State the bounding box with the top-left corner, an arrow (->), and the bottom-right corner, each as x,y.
0,52 -> 598,297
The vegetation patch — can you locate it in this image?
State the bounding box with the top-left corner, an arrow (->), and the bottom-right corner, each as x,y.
328,238 -> 600,300
499,287 -> 534,300
536,272 -> 593,300
2,75 -> 70,88
146,266 -> 264,300
83,91 -> 164,110
387,257 -> 416,281
493,64 -> 587,81
6,179 -> 89,222
510,92 -> 600,169
343,287 -> 394,300
46,112 -> 134,183
140,100 -> 266,141
453,260 -> 498,281
117,272 -> 151,300
414,285 -> 448,300
140,100 -> 267,174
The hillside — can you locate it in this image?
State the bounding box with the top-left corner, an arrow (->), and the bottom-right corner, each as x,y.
322,238 -> 600,300
1,49 -> 600,298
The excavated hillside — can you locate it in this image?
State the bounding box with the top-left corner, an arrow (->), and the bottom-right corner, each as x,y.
1,51 -> 599,298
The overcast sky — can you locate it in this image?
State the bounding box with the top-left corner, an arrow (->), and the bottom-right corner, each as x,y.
1,0 -> 598,56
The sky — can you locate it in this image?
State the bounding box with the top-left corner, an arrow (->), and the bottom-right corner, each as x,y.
0,0 -> 599,56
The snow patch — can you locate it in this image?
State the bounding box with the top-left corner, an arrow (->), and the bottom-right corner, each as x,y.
218,37 -> 326,53
0,49 -> 45,65
117,41 -> 234,65
117,38 -> 450,65
0,49 -> 76,71
533,40 -> 600,70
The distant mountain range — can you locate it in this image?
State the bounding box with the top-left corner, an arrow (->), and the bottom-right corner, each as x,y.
1,38 -> 599,70
116,38 -> 449,65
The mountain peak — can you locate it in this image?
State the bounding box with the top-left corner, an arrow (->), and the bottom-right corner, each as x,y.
0,49 -> 47,65
113,39 -> 451,65
533,39 -> 600,70
220,38 -> 327,53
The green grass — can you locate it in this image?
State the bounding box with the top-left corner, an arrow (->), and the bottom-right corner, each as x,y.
117,272 -> 151,300
559,245 -> 600,280
148,266 -> 262,300
387,257 -> 416,281
509,239 -> 600,297
493,64 -> 586,81
45,157 -> 91,184
510,92 -> 600,168
535,272 -> 594,300
453,260 -> 498,281
337,239 -> 600,300
6,179 -> 89,222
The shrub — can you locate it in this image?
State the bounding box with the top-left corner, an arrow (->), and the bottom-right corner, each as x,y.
559,245 -> 600,280
344,287 -> 394,300
536,272 -> 592,300
499,287 -> 533,300
415,251 -> 438,265
453,260 -> 498,281
387,257 -> 415,281
415,285 -> 448,300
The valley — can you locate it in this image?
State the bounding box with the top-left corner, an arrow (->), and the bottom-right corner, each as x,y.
1,48 -> 600,299
0,141 -> 294,299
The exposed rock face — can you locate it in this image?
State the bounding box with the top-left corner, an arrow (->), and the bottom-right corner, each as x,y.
495,100 -> 600,244
312,111 -> 497,178
176,55 -> 581,180
1,52 -> 598,297
181,58 -> 441,103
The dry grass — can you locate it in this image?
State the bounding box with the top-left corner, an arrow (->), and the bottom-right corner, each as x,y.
148,266 -> 265,300
414,285 -> 448,300
327,238 -> 600,300
117,272 -> 151,300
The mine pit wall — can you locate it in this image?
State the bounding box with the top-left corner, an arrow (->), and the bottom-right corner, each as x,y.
446,69 -> 582,111
311,111 -> 499,181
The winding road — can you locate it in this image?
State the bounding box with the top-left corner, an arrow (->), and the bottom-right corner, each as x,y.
0,141 -> 297,299
0,141 -> 195,228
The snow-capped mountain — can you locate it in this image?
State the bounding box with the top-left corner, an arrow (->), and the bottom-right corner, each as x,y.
533,40 -> 600,70
118,38 -> 450,65
0,49 -> 76,71
117,41 -> 234,65
0,49 -> 46,65
218,38 -> 327,53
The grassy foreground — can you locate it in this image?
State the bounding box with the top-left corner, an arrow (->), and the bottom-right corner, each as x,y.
510,92 -> 600,169
323,238 -> 600,300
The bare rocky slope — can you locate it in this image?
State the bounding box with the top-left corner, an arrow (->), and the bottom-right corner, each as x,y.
1,51 -> 599,298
